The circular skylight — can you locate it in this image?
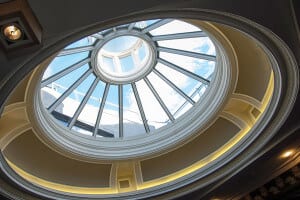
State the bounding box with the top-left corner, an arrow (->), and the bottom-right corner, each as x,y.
40,19 -> 216,139
94,33 -> 155,84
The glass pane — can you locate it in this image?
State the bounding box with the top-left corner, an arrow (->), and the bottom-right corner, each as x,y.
120,56 -> 135,73
41,64 -> 89,108
157,37 -> 216,56
123,84 -> 145,137
174,103 -> 193,119
42,52 -> 88,80
136,79 -> 169,130
77,80 -> 106,126
159,52 -> 215,79
102,56 -> 114,72
191,84 -> 208,102
65,36 -> 96,49
99,85 -> 119,137
102,36 -> 138,52
147,72 -> 186,116
56,73 -> 94,118
150,20 -> 200,35
155,62 -> 199,97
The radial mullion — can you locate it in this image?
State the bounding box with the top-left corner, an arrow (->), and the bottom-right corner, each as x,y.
173,74 -> 212,117
157,46 -> 216,61
131,83 -> 150,133
93,83 -> 110,137
141,19 -> 173,33
144,77 -> 175,122
67,77 -> 99,129
41,58 -> 90,87
57,45 -> 95,57
131,49 -> 140,66
128,22 -> 136,30
174,84 -> 207,118
113,57 -> 122,73
152,31 -> 206,41
158,58 -> 210,85
48,69 -> 93,113
153,69 -> 195,105
118,85 -> 123,138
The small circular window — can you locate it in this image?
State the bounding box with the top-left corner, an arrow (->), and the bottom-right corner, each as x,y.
94,32 -> 156,84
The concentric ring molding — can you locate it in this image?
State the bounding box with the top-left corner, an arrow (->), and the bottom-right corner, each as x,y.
0,9 -> 298,200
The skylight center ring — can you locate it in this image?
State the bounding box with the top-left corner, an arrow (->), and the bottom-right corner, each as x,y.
91,29 -> 157,84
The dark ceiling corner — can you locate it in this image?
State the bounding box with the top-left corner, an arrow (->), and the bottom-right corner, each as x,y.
292,0 -> 300,30
0,0 -> 42,56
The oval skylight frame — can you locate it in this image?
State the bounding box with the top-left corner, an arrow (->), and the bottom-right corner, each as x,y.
35,19 -> 233,160
40,19 -> 217,139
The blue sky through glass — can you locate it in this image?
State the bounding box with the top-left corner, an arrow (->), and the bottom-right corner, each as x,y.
120,56 -> 134,72
158,37 -> 216,55
159,52 -> 215,79
43,52 -> 88,80
138,43 -> 147,60
44,64 -> 89,104
103,36 -> 138,52
41,19 -> 217,137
